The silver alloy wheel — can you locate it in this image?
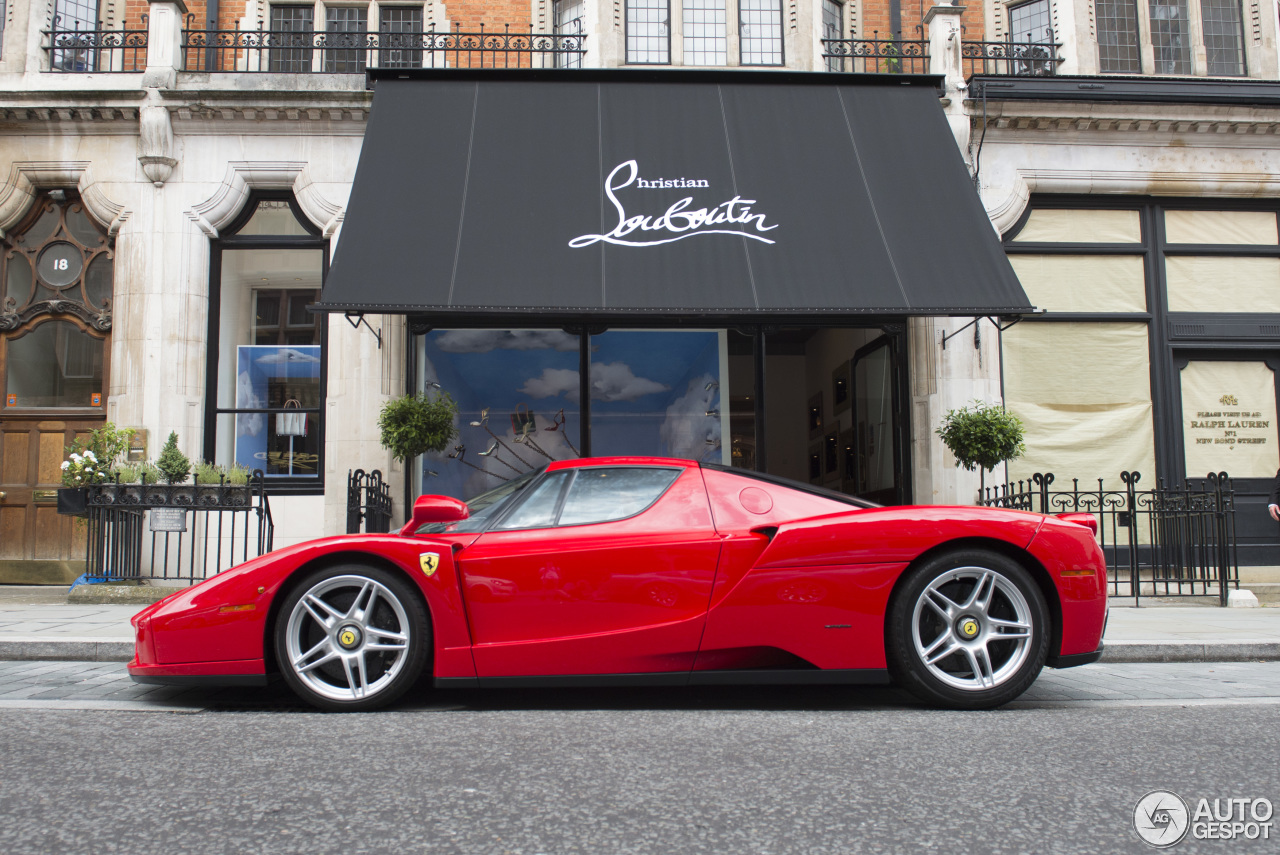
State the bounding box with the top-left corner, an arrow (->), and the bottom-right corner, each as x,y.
283,574 -> 411,702
910,565 -> 1034,692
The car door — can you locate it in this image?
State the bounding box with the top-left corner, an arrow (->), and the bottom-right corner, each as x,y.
460,464 -> 722,677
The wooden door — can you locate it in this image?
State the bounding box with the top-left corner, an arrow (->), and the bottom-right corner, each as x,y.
0,418 -> 96,563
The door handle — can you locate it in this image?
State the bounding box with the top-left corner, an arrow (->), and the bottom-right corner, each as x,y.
0,491 -> 6,500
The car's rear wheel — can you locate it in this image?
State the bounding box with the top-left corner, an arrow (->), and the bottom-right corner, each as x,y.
275,565 -> 430,712
886,550 -> 1049,710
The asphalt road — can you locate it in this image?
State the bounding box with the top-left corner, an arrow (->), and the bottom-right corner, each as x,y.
1,663 -> 1278,854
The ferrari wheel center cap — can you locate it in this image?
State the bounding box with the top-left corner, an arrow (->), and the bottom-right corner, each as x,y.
337,625 -> 363,650
957,616 -> 981,640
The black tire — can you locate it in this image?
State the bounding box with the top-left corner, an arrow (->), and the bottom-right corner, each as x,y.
885,549 -> 1049,710
274,564 -> 431,712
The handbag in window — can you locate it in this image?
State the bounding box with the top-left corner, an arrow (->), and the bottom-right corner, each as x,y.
276,399 -> 308,437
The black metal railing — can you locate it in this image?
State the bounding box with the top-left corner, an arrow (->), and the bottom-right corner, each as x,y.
43,17 -> 148,73
182,21 -> 587,73
961,33 -> 1063,77
821,33 -> 929,74
981,471 -> 1238,606
82,473 -> 274,584
347,469 -> 393,534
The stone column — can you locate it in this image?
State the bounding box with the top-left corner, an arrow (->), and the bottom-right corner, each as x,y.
924,4 -> 969,160
143,0 -> 188,89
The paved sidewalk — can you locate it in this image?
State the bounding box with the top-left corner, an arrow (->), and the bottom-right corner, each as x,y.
1,586 -> 1278,663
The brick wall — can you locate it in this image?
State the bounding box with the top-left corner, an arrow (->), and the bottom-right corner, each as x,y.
859,0 -> 986,44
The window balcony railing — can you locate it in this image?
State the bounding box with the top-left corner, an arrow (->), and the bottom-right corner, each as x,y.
821,33 -> 929,74
181,21 -> 587,73
42,17 -> 148,73
961,36 -> 1064,78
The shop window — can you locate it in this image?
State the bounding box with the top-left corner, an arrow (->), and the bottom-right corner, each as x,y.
554,0 -> 585,68
1003,321 -> 1158,485
738,0 -> 782,65
1180,361 -> 1278,478
821,0 -> 843,72
207,196 -> 326,489
627,0 -> 671,63
1165,257 -> 1280,313
1008,255 -> 1147,313
1096,0 -> 1143,72
1010,208 -> 1142,243
1163,210 -> 1277,245
683,0 -> 727,65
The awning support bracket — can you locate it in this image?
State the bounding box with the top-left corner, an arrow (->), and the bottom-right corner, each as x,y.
940,315 -> 1024,351
344,312 -> 382,349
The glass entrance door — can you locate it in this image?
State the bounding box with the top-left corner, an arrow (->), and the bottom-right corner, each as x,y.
852,337 -> 902,505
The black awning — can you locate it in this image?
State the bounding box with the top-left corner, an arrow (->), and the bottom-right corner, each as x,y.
317,69 -> 1033,320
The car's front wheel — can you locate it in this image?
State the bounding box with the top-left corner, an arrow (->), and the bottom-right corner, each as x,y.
886,550 -> 1049,710
275,565 -> 430,711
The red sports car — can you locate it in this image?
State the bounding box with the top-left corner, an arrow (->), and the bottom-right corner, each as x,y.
129,457 -> 1108,711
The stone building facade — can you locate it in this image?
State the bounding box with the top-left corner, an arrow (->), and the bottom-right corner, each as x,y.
3,0 -> 1280,582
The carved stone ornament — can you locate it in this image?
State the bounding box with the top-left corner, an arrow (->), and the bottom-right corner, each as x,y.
138,89 -> 178,187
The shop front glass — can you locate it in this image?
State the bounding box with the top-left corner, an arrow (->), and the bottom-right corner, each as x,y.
414,326 -> 905,504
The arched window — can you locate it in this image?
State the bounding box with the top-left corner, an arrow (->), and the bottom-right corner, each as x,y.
205,193 -> 327,492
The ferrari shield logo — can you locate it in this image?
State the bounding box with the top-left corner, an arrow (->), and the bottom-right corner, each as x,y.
419,552 -> 441,576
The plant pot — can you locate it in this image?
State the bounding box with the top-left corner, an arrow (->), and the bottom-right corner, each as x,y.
56,487 -> 88,517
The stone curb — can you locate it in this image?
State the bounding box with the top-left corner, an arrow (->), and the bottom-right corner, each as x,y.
1100,641 -> 1280,663
0,638 -> 134,662
0,638 -> 1278,665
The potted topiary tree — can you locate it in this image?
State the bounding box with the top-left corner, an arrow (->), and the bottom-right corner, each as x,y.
156,431 -> 193,502
378,391 -> 459,464
937,400 -> 1026,500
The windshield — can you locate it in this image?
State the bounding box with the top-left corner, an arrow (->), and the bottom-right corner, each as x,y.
415,467 -> 545,534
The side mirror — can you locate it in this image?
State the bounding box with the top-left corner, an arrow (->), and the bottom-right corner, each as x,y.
398,494 -> 470,536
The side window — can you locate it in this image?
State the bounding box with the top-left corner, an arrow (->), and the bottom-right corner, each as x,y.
495,471 -> 572,530
558,468 -> 681,526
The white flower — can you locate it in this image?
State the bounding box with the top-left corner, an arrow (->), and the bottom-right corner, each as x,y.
70,453 -> 82,462
84,451 -> 97,461
61,461 -> 71,470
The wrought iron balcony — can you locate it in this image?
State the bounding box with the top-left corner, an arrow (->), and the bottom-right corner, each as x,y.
182,21 -> 587,73
42,17 -> 148,73
821,34 -> 929,75
961,36 -> 1064,78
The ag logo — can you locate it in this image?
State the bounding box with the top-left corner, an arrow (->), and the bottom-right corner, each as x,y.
1134,790 -> 1190,847
419,552 -> 441,576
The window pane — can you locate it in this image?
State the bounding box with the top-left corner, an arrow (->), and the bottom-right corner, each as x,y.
1008,0 -> 1051,42
417,329 -> 582,501
1201,0 -> 1245,76
4,321 -> 103,407
324,6 -> 368,73
1166,257 -> 1280,313
627,0 -> 669,63
1096,0 -> 1141,73
83,252 -> 112,311
589,330 -> 728,464
379,6 -> 423,69
1164,210 -> 1276,245
235,200 -> 311,236
558,467 -> 681,526
233,345 -> 322,477
554,0 -> 584,68
1008,255 -> 1147,312
1011,208 -> 1142,243
821,0 -> 842,72
1148,0 -> 1191,74
1181,361 -> 1278,479
270,5 -> 315,73
739,0 -> 782,65
1004,321 -> 1156,485
53,0 -> 101,71
683,0 -> 726,66
495,471 -> 572,529
65,205 -> 106,248
4,254 -> 32,307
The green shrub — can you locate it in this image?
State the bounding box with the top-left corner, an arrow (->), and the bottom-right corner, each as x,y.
114,463 -> 142,484
937,400 -> 1026,497
61,422 -> 136,487
225,463 -> 251,486
139,461 -> 162,485
378,392 -> 459,463
156,432 -> 192,485
193,461 -> 224,485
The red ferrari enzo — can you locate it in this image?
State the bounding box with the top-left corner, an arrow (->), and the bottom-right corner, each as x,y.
129,457 -> 1108,711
